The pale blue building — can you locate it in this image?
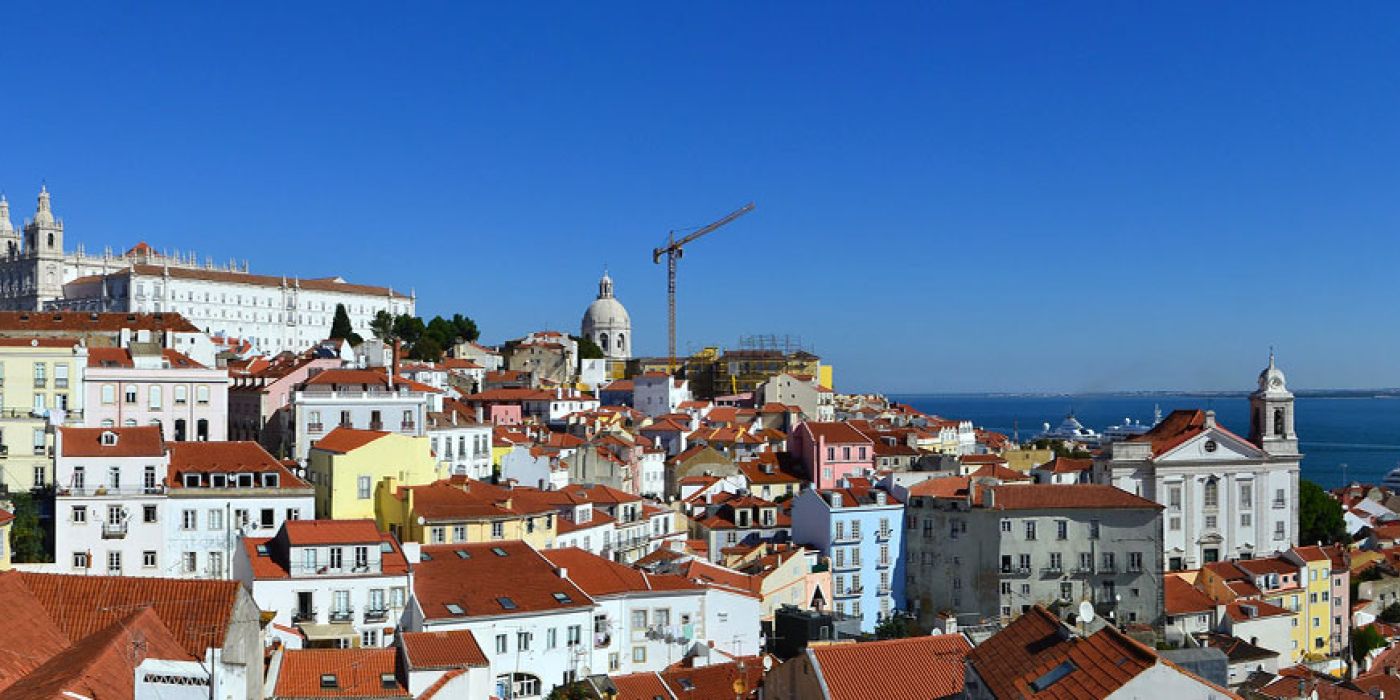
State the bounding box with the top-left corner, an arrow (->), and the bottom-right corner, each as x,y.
791,478 -> 906,632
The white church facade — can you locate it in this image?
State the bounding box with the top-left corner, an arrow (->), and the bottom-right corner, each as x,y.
0,188 -> 413,354
1093,355 -> 1301,570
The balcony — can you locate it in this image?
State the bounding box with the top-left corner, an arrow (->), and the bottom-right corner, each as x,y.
364,607 -> 389,623
876,558 -> 892,569
33,379 -> 46,389
1001,566 -> 1031,578
307,423 -> 324,434
401,421 -> 416,432
875,529 -> 892,542
292,608 -> 317,623
54,379 -> 68,389
595,632 -> 612,648
877,585 -> 892,596
369,421 -> 384,431
1273,500 -> 1287,510
1072,566 -> 1094,576
832,559 -> 859,572
1098,564 -> 1118,574
328,609 -> 354,623
60,484 -> 166,497
101,522 -> 128,539
1040,566 -> 1064,578
833,586 -> 864,598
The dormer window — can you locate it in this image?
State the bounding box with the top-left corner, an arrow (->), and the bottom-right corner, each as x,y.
210,473 -> 227,488
237,473 -> 254,488
261,472 -> 279,488
100,431 -> 118,447
735,510 -> 751,528
183,473 -> 200,488
577,505 -> 592,523
761,508 -> 776,526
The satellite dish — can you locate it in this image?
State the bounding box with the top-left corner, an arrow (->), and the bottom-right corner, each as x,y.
1078,601 -> 1096,624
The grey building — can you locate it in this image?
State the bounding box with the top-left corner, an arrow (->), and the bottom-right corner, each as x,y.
903,481 -> 1164,630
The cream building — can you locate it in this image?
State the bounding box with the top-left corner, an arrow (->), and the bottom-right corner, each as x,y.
0,337 -> 88,492
1094,356 -> 1301,570
0,188 -> 414,354
580,271 -> 631,360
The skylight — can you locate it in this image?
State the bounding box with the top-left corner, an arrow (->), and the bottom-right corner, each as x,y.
444,603 -> 464,615
1029,661 -> 1077,692
379,673 -> 396,689
491,547 -> 508,557
255,544 -> 269,557
320,674 -> 338,689
455,550 -> 470,559
552,592 -> 573,604
676,678 -> 695,691
497,596 -> 518,610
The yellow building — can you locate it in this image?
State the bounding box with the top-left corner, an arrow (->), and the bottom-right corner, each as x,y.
305,428 -> 442,520
1002,447 -> 1055,472
0,507 -> 13,570
375,476 -> 556,550
0,338 -> 87,492
1286,546 -> 1337,661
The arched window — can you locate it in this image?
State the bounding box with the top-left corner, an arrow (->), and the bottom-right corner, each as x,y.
123,418 -> 137,427
1273,408 -> 1285,437
1204,479 -> 1219,508
47,233 -> 54,248
617,333 -> 625,352
598,333 -> 609,351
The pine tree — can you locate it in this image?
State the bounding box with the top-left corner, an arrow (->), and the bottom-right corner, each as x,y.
329,304 -> 362,346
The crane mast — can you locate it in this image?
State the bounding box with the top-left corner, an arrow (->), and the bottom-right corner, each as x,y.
652,202 -> 755,372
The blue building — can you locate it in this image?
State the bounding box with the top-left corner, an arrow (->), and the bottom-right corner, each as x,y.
791,477 -> 905,632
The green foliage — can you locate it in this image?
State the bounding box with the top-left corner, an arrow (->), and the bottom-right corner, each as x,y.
7,492 -> 48,562
574,335 -> 605,361
1354,624 -> 1386,663
1030,439 -> 1092,459
873,612 -> 918,639
1299,479 -> 1347,545
545,683 -> 594,700
1380,603 -> 1400,624
329,304 -> 363,346
369,312 -> 480,363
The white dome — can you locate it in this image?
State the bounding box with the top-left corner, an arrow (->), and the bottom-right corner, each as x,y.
583,296 -> 630,329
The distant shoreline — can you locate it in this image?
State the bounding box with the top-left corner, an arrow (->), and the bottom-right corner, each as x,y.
886,389 -> 1400,400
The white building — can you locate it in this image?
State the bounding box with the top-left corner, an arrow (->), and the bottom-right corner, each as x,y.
580,271 -> 631,361
164,441 -> 315,579
427,405 -> 493,480
405,540 -> 598,697
54,426 -> 168,576
84,345 -> 229,442
541,547 -> 709,676
292,367 -> 437,462
633,373 -> 691,418
0,188 -> 414,352
235,518 -> 412,649
1094,356 -> 1301,570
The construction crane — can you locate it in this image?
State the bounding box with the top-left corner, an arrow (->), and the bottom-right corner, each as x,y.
653,202 -> 755,372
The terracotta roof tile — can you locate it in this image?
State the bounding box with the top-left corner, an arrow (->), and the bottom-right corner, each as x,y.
284,519 -> 387,546
541,548 -> 702,597
809,635 -> 971,700
400,630 -> 489,670
312,427 -> 393,453
0,311 -> 199,333
413,541 -> 593,620
798,421 -> 873,445
273,648 -> 409,697
58,426 -> 165,457
986,484 -> 1163,511
1164,577 -> 1217,615
167,441 -> 309,488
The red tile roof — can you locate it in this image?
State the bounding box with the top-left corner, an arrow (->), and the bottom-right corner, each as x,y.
1164,576 -> 1217,615
541,548 -> 702,597
312,427 -> 393,453
0,311 -> 200,333
798,421 -> 872,445
987,484 -> 1163,511
1126,409 -> 1255,458
17,571 -> 240,660
273,648 -> 409,697
284,519 -> 386,546
809,635 -> 971,700
0,337 -> 82,348
86,346 -> 206,369
413,541 -> 593,620
58,426 -> 165,457
969,464 -> 1033,482
1040,456 -> 1094,474
400,630 -> 489,670
167,440 -> 309,488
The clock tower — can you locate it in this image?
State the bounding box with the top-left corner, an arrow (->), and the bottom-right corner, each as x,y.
1250,352 -> 1297,456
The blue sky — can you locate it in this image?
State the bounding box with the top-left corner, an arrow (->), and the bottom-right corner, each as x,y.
2,3 -> 1398,393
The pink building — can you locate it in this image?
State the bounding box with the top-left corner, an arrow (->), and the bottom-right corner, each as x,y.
228,352 -> 341,457
788,421 -> 875,490
83,346 -> 228,442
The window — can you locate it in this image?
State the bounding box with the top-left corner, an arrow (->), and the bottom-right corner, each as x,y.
183,552 -> 197,573
148,385 -> 162,409
107,551 -> 122,574
1060,581 -> 1074,600
1000,519 -> 1011,533
1170,516 -> 1181,531
208,509 -> 223,530
101,385 -> 115,404
1242,512 -> 1252,527
452,524 -> 465,542
1088,520 -> 1100,539
143,504 -> 158,523
1025,521 -> 1037,540
491,521 -> 505,539
1056,520 -> 1068,540
1275,521 -> 1287,539
330,547 -> 344,570
1049,552 -> 1063,571
181,510 -> 197,530
632,610 -> 648,630
1102,552 -> 1116,571
1205,515 -> 1217,529
632,647 -> 646,663
209,551 -> 223,578
357,475 -> 371,499
431,527 -> 446,544
547,628 -> 558,649
495,634 -> 507,654
1240,483 -> 1253,509
125,386 -> 138,404
355,546 -> 369,569
1079,552 -> 1093,571
72,466 -> 85,490
568,625 -> 582,646
1168,485 -> 1181,509
196,386 -> 210,404
71,505 -> 87,523
175,386 -> 188,404
73,552 -> 89,569
517,631 -> 531,651
144,465 -> 158,492
361,630 -> 379,647
1204,480 -> 1219,508
1018,554 -> 1031,571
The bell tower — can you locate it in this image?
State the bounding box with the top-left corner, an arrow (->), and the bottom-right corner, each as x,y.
23,186 -> 66,306
1250,351 -> 1297,456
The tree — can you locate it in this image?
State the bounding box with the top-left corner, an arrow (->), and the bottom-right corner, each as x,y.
391,314 -> 426,346
369,310 -> 395,341
7,492 -> 47,562
408,336 -> 444,362
575,335 -> 605,361
1299,479 -> 1347,545
450,313 -> 479,343
1354,623 -> 1386,664
329,304 -> 363,346
1380,603 -> 1400,624
873,612 -> 917,639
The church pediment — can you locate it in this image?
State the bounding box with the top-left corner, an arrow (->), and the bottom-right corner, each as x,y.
1156,428 -> 1264,463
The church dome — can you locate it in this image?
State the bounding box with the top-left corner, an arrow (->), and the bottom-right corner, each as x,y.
1258,352 -> 1288,392
583,295 -> 630,329
581,271 -> 632,360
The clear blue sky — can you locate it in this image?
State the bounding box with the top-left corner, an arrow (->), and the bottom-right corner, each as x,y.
3,3 -> 1398,393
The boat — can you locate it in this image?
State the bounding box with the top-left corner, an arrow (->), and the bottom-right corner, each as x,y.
1101,405 -> 1162,444
1382,465 -> 1400,491
1035,413 -> 1100,447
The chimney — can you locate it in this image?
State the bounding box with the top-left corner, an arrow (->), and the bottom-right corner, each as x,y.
1389,664 -> 1398,677
875,490 -> 888,506
451,410 -> 458,426
1204,410 -> 1216,430
557,567 -> 569,580
830,492 -> 842,509
388,339 -> 400,390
